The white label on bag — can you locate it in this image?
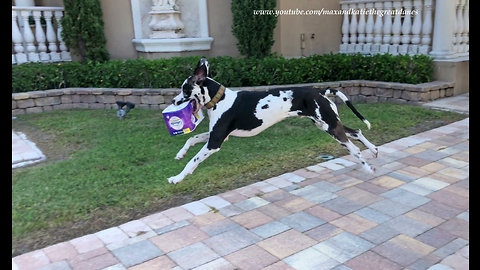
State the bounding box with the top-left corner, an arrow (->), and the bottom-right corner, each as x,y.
169,116 -> 184,130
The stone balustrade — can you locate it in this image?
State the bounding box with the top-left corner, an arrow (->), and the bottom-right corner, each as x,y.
12,6 -> 71,65
12,81 -> 454,116
339,0 -> 469,59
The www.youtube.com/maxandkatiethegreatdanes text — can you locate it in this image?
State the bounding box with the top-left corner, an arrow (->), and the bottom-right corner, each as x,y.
252,8 -> 419,17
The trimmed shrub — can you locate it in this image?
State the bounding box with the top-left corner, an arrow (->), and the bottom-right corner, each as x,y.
61,0 -> 110,62
12,54 -> 433,93
231,0 -> 278,58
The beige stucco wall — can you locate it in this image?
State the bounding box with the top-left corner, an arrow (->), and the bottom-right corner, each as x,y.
206,0 -> 343,58
100,0 -> 137,59
273,0 -> 342,57
207,0 -> 240,57
99,0 -> 241,59
35,0 -> 138,60
94,0 -> 346,59
433,60 -> 469,95
139,0 -> 241,59
206,0 -> 344,58
33,0 -> 343,59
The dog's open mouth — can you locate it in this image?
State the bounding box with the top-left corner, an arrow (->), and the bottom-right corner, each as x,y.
190,99 -> 202,115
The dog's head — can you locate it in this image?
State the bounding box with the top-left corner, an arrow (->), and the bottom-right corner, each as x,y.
172,58 -> 211,114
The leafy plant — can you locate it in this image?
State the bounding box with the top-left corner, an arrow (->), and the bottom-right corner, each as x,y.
61,0 -> 109,62
12,54 -> 434,93
231,0 -> 278,58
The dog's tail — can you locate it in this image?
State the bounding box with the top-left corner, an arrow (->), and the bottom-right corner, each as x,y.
322,88 -> 371,129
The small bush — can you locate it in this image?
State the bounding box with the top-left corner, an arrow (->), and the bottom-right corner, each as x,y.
61,0 -> 109,62
231,0 -> 278,58
12,54 -> 433,93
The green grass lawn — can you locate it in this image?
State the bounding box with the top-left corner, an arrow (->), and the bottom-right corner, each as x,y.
12,103 -> 466,255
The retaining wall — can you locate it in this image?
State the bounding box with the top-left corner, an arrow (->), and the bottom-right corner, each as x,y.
12,80 -> 455,115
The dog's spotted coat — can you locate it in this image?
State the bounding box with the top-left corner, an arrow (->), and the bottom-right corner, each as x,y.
168,58 -> 378,184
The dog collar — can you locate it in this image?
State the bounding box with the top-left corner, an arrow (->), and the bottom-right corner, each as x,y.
204,85 -> 225,109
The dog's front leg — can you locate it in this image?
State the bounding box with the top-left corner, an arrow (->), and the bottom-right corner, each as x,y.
175,132 -> 210,160
168,143 -> 220,184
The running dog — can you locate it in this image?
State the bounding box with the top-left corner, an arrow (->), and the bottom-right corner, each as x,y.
168,58 -> 378,184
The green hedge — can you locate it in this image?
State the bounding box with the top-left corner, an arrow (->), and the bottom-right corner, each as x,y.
12,54 -> 433,93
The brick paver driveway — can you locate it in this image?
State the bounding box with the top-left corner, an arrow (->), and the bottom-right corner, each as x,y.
13,118 -> 469,270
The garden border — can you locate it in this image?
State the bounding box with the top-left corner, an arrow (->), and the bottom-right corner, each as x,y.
12,80 -> 454,116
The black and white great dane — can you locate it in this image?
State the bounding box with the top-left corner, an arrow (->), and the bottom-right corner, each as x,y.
168,58 -> 378,184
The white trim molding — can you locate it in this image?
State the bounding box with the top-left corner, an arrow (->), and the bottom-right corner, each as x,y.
132,37 -> 214,52
130,0 -> 213,53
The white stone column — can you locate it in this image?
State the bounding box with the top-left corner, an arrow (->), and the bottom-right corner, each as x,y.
44,11 -> 60,62
55,10 -> 72,61
20,10 -> 39,62
409,0 -> 423,55
12,10 -> 27,64
347,3 -> 358,53
372,1 -> 383,54
32,10 -> 49,62
390,1 -> 403,55
340,3 -> 350,53
399,0 -> 412,55
462,0 -> 469,53
419,0 -> 433,54
364,2 -> 374,53
454,0 -> 463,53
430,0 -> 457,59
355,3 -> 366,53
380,1 -> 393,54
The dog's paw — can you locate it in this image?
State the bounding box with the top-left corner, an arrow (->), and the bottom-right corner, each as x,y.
361,164 -> 376,174
175,153 -> 186,160
168,175 -> 184,184
175,150 -> 187,160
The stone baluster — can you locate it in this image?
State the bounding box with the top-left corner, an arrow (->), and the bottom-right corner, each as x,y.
20,10 -> 39,62
419,0 -> 433,54
55,10 -> 71,61
12,11 -> 27,64
372,1 -> 383,54
409,0 -> 422,55
43,11 -> 60,62
462,0 -> 469,53
32,10 -> 49,62
347,3 -> 358,53
451,0 -> 458,53
364,2 -> 374,53
454,0 -> 464,53
399,0 -> 413,55
356,3 -> 366,53
340,3 -> 350,53
390,1 -> 403,55
430,0 -> 456,59
380,1 -> 393,54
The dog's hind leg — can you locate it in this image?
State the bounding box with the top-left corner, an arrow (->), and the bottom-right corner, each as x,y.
175,132 -> 210,160
343,125 -> 378,158
340,138 -> 376,174
313,119 -> 375,174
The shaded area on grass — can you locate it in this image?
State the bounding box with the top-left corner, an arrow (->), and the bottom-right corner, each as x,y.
12,104 -> 466,256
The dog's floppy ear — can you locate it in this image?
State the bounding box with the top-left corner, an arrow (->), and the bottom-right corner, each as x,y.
193,58 -> 209,84
197,58 -> 209,75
